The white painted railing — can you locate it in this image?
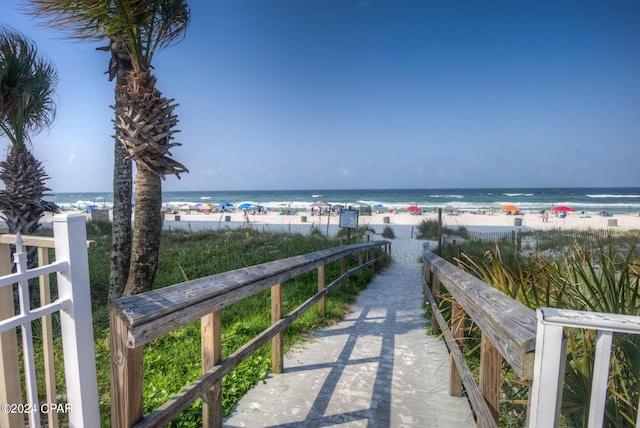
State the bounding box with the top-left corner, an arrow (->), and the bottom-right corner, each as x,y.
528,307 -> 640,428
0,214 -> 99,428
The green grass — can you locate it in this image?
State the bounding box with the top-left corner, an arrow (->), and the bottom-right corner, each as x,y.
76,222 -> 389,426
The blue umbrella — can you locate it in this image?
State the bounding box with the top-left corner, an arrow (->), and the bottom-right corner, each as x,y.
218,202 -> 234,207
373,204 -> 384,209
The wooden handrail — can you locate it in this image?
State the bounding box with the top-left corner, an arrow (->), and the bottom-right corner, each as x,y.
423,247 -> 537,428
110,240 -> 391,427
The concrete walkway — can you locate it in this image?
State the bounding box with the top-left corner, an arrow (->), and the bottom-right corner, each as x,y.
224,237 -> 475,427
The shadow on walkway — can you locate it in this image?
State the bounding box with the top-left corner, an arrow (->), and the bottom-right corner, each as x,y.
225,257 -> 475,427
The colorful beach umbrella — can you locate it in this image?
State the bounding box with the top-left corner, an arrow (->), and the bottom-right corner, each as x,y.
407,205 -> 421,212
551,206 -> 576,212
443,205 -> 456,212
501,205 -> 519,212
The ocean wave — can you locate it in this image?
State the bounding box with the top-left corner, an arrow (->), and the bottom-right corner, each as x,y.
503,193 -> 534,197
586,194 -> 640,199
429,194 -> 464,199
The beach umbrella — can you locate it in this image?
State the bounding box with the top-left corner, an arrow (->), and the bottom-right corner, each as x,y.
501,205 -> 519,212
443,205 -> 456,212
331,204 -> 345,210
310,200 -> 330,207
373,204 -> 384,209
407,205 -> 421,212
238,203 -> 253,209
218,202 -> 233,208
551,206 -> 576,212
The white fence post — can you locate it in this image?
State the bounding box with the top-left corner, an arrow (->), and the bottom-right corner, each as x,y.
53,213 -> 100,427
14,234 -> 40,428
527,308 -> 566,428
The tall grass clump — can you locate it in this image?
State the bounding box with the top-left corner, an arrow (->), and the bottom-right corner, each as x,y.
416,219 -> 468,240
449,237 -> 639,427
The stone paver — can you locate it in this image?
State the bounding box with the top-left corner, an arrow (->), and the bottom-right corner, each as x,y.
224,237 -> 475,427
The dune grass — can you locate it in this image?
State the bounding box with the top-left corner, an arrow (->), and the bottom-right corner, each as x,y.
435,230 -> 640,427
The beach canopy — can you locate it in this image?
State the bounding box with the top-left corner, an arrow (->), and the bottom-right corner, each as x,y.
407,205 -> 421,212
551,206 -> 576,212
501,205 -> 520,212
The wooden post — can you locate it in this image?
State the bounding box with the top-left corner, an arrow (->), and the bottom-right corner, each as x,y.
449,301 -> 464,396
317,265 -> 325,316
437,208 -> 443,255
38,246 -> 58,428
110,313 -> 144,427
369,249 -> 375,274
431,276 -> 441,335
423,263 -> 431,306
271,283 -> 284,374
479,333 -> 501,425
202,311 -> 222,427
0,241 -> 23,428
341,257 -> 347,290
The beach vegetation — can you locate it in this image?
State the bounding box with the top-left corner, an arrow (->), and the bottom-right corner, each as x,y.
382,225 -> 395,239
0,27 -> 58,236
56,224 -> 389,425
436,232 -> 639,427
415,219 -> 469,241
26,0 -> 191,299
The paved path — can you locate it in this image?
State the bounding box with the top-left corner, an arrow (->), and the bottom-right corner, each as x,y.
224,237 -> 475,427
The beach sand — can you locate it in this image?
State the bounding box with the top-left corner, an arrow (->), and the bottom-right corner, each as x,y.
154,209 -> 640,238
38,208 -> 640,240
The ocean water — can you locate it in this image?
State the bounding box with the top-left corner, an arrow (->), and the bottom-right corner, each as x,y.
45,187 -> 640,215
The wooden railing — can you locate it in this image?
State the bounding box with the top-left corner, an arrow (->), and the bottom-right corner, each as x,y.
528,308 -> 640,428
109,240 -> 391,427
0,214 -> 99,428
422,245 -> 537,428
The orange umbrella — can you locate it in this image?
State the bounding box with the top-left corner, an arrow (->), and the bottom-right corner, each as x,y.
501,205 -> 519,212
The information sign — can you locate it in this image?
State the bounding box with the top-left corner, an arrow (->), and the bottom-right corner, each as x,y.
339,209 -> 359,229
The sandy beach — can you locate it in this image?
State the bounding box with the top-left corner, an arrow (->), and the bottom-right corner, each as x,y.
152,209 -> 640,238
35,208 -> 640,240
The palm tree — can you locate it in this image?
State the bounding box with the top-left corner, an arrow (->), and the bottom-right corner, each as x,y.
27,0 -> 190,296
0,27 -> 58,235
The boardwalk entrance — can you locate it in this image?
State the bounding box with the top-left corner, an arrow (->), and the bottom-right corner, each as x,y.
224,242 -> 475,427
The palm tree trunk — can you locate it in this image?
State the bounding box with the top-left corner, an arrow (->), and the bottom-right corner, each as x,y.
123,167 -> 162,296
108,40 -> 133,300
109,140 -> 132,300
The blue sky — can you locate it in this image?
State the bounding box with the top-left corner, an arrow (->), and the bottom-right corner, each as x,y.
2,0 -> 639,192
